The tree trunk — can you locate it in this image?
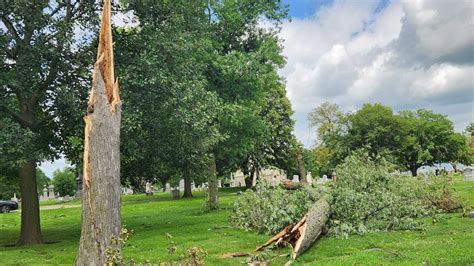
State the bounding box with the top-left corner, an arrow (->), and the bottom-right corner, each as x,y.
161,179 -> 167,192
207,155 -> 219,210
292,196 -> 330,258
244,170 -> 253,189
76,1 -> 122,264
410,165 -> 418,177
183,175 -> 193,198
296,150 -> 307,183
17,160 -> 43,246
254,196 -> 331,259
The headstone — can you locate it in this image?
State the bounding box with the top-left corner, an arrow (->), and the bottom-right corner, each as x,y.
179,179 -> 185,191
48,185 -> 55,198
171,189 -> 180,199
64,195 -> 71,201
121,186 -> 133,195
11,193 -> 18,202
218,180 -> 222,188
292,175 -> 300,182
75,173 -> 83,199
145,182 -> 153,196
165,183 -> 171,192
306,172 -> 313,185
43,186 -> 49,199
331,171 -> 337,181
463,166 -> 474,181
320,175 -> 328,182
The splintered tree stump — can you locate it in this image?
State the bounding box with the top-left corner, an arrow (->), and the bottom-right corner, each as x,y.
76,0 -> 122,265
254,197 -> 330,259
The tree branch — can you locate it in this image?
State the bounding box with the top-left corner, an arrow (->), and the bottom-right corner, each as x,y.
0,105 -> 29,127
1,15 -> 20,41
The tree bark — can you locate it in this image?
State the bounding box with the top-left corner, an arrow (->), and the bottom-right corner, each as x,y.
17,160 -> 43,246
296,150 -> 307,183
244,170 -> 253,189
410,165 -> 418,177
183,175 -> 193,198
207,155 -> 219,210
76,1 -> 121,264
292,196 -> 330,258
254,197 -> 331,259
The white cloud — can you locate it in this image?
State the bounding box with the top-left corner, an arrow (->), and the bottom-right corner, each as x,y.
280,0 -> 474,146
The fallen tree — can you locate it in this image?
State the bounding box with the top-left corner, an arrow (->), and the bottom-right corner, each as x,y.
255,196 -> 330,259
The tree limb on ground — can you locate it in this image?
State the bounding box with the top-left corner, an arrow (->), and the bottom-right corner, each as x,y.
255,196 -> 330,259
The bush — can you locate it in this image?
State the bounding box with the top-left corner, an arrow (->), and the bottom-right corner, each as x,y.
52,168 -> 76,196
230,182 -> 323,234
329,152 -> 428,238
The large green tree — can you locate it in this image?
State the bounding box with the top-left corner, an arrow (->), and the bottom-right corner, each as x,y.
397,110 -> 471,176
52,167 -> 75,197
0,1 -> 97,245
116,1 -> 222,198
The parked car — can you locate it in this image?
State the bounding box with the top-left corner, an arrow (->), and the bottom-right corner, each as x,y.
0,200 -> 18,213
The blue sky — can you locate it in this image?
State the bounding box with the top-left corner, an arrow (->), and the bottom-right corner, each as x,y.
40,0 -> 474,177
278,0 -> 473,146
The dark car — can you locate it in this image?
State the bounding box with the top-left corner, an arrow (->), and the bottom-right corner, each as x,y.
0,200 -> 18,213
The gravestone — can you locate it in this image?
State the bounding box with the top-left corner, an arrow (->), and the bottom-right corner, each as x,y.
463,166 -> 474,181
218,180 -> 222,188
145,182 -> 153,196
331,171 -> 337,181
48,185 -> 55,198
165,183 -> 171,192
179,179 -> 185,191
64,195 -> 71,201
42,186 -> 48,200
306,172 -> 313,185
320,175 -> 328,183
11,193 -> 18,202
293,175 -> 300,182
75,173 -> 83,199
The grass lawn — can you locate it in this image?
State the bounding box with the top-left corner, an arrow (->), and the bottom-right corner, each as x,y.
0,175 -> 473,265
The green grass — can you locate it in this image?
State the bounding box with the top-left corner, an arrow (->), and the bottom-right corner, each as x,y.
0,176 -> 473,265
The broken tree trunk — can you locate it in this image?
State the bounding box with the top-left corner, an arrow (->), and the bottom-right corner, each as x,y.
254,197 -> 330,259
76,0 -> 122,265
296,149 -> 308,184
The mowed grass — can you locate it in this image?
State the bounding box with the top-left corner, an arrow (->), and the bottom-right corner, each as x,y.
0,176 -> 473,265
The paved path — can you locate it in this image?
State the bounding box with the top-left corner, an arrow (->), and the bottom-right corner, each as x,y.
40,204 -> 81,210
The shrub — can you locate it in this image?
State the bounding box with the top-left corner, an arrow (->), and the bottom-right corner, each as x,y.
329,152 -> 428,238
230,182 -> 323,234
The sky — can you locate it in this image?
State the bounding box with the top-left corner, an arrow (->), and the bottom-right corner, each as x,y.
280,0 -> 473,147
40,0 -> 474,177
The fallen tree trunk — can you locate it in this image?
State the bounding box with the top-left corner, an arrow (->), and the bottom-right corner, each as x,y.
281,180 -> 301,190
254,196 -> 330,259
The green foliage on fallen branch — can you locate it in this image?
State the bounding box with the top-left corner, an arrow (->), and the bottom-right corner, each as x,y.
230,183 -> 322,234
330,152 -> 428,238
